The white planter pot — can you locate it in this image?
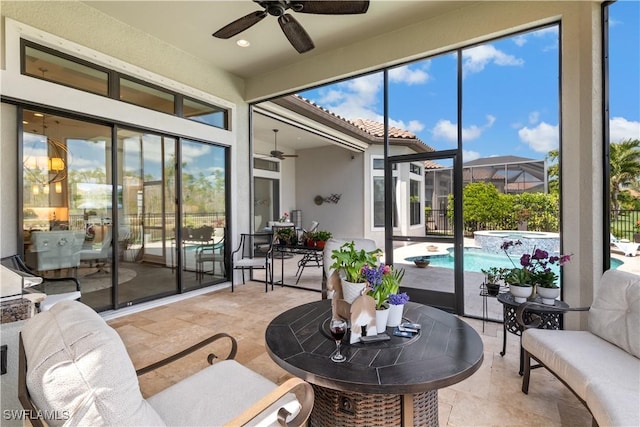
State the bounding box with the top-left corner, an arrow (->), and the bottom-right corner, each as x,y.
537,286 -> 560,305
510,284 -> 532,303
387,304 -> 404,327
375,308 -> 390,333
341,279 -> 366,304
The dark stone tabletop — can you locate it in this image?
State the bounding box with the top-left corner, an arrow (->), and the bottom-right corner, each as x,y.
265,300 -> 484,395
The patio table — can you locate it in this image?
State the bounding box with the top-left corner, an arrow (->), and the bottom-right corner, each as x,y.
265,300 -> 483,426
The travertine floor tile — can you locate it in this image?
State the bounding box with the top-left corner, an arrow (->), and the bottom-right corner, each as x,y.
110,283 -> 591,426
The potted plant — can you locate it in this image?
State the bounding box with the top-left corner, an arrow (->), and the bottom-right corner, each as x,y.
362,263 -> 406,330
274,227 -> 296,245
501,240 -> 572,304
330,241 -> 380,303
311,230 -> 332,249
480,267 -> 504,296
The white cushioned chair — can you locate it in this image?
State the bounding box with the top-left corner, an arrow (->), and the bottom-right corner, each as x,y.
518,269 -> 640,427
19,300 -> 314,426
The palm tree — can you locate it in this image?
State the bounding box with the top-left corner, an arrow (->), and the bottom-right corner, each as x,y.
610,139 -> 640,213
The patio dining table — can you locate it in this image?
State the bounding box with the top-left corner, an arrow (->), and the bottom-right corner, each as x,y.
265,299 -> 484,426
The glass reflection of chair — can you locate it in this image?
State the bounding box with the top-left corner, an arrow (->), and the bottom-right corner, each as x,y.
195,228 -> 226,283
29,230 -> 85,276
231,233 -> 274,292
78,227 -> 112,274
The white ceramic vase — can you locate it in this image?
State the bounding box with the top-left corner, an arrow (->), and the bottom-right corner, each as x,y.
387,303 -> 404,327
375,308 -> 390,333
537,286 -> 560,305
510,284 -> 532,303
341,279 -> 366,304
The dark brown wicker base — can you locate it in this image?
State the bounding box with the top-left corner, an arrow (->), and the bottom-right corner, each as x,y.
309,385 -> 438,427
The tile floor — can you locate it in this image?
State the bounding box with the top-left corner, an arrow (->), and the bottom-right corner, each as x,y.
108,282 -> 592,426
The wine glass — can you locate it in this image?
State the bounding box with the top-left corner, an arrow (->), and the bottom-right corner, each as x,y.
329,319 -> 347,362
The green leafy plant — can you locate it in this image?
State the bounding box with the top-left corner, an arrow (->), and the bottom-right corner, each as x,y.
275,227 -> 296,245
312,230 -> 332,241
480,267 -> 505,285
329,241 -> 380,283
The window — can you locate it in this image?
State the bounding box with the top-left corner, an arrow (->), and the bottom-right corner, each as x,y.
184,97 -> 228,129
254,158 -> 280,172
22,41 -> 109,96
410,179 -> 421,226
119,77 -> 175,114
21,40 -> 229,130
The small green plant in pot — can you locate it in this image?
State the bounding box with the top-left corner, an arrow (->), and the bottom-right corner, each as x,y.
275,227 -> 296,245
312,230 -> 332,249
329,241 -> 380,284
480,267 -> 504,296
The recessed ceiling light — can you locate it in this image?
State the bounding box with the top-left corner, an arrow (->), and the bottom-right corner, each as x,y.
23,120 -> 28,125
236,39 -> 250,47
34,113 -> 44,117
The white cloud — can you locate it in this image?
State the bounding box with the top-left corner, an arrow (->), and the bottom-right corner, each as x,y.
431,115 -> 495,143
528,111 -> 540,124
518,121 -> 559,153
182,142 -> 212,163
513,35 -> 527,47
610,117 -> 640,143
406,120 -> 425,133
463,150 -> 481,162
462,45 -> 524,75
431,119 -> 457,142
389,65 -> 429,85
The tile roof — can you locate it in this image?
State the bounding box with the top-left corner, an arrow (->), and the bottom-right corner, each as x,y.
351,118 -> 417,139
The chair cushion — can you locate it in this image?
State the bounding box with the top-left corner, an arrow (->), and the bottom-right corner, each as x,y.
589,269 -> 640,358
522,329 -> 639,407
20,300 -> 165,426
147,359 -> 300,427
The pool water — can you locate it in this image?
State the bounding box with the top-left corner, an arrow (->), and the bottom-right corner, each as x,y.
426,247 -> 623,273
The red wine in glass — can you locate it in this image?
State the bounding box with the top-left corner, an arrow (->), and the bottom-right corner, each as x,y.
330,319 -> 347,362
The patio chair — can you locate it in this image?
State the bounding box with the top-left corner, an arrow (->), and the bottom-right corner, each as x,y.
19,300 -> 314,427
195,228 -> 226,282
231,233 -> 274,292
1,255 -> 81,312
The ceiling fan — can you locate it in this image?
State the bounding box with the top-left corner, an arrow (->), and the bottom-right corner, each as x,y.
270,129 -> 298,160
212,1 -> 370,54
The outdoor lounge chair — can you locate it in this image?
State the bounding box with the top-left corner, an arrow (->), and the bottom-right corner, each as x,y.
18,300 -> 314,426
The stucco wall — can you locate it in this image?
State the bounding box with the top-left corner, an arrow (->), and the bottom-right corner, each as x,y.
294,145 -> 365,239
0,103 -> 18,256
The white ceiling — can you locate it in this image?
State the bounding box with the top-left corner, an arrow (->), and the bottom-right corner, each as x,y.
83,1 -> 470,79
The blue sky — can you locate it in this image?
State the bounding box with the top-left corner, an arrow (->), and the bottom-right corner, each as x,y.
299,1 -> 639,163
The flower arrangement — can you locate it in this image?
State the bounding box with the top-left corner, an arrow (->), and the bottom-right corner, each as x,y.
362,263 -> 406,309
501,240 -> 572,288
279,212 -> 289,222
389,292 -> 410,305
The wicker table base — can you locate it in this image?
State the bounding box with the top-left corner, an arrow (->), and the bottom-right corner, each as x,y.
309,384 -> 438,427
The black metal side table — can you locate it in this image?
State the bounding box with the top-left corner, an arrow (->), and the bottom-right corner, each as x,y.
479,284 -> 508,332
497,292 -> 569,375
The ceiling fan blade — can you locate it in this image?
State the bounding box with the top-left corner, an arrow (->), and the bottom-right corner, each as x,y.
212,10 -> 267,39
292,1 -> 370,15
278,14 -> 314,53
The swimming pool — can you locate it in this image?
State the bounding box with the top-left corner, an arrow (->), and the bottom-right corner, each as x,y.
422,247 -> 623,273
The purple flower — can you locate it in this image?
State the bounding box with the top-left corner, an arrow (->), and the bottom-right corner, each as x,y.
389,292 -> 410,305
532,248 -> 548,260
520,254 -> 531,267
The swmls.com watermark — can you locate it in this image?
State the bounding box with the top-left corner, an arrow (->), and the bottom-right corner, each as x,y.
3,409 -> 70,421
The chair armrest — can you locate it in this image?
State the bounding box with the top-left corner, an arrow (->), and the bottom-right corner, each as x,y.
225,377 -> 314,427
136,332 -> 238,376
516,302 -> 590,329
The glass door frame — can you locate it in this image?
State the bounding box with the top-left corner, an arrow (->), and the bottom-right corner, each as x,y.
384,149 -> 464,314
